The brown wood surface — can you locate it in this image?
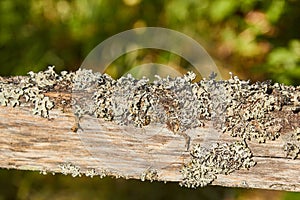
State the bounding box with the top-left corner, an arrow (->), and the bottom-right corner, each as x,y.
0,101 -> 299,192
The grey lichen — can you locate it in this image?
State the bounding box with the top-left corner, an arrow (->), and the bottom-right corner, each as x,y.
149,72 -> 210,130
0,83 -> 24,107
180,141 -> 256,188
85,168 -> 109,179
72,70 -> 212,148
85,168 -> 98,178
140,168 -> 158,182
97,169 -> 109,179
1,68 -> 298,141
295,127 -> 300,141
0,66 -> 72,118
203,74 -> 298,146
72,70 -> 212,130
59,163 -> 82,177
112,74 -> 151,127
93,74 -> 115,120
221,75 -> 284,142
73,70 -> 299,145
280,127 -> 300,159
39,169 -> 48,175
1,67 -> 299,187
72,69 -> 108,118
58,163 -> 110,179
283,143 -> 300,159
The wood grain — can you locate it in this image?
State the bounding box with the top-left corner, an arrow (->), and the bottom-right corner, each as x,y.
0,103 -> 299,192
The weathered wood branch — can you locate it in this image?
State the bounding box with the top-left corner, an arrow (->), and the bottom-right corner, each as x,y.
0,68 -> 299,192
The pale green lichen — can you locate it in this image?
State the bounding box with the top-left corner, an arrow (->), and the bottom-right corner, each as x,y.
140,168 -> 158,182
180,141 -> 256,188
71,70 -> 213,149
85,168 -> 98,178
27,66 -> 58,88
221,75 -> 284,142
97,169 -> 109,179
179,74 -> 299,188
1,68 -> 298,141
0,84 -> 24,107
283,143 -> 300,159
72,69 -> 212,131
58,163 -> 110,179
0,66 -> 67,117
1,67 -> 299,187
39,169 -> 48,175
84,168 -> 109,178
59,163 -> 82,177
296,128 -> 300,141
280,127 -> 300,159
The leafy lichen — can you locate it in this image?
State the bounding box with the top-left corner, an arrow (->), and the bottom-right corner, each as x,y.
1,67 -> 299,187
59,163 -> 81,177
140,168 -> 158,182
180,141 -> 256,188
0,66 -> 72,117
283,143 -> 300,159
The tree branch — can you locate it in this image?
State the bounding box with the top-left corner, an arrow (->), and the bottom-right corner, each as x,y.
0,67 -> 299,191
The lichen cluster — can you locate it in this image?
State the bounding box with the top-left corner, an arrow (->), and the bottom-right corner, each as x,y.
179,75 -> 299,188
283,143 -> 300,159
281,127 -> 300,159
0,67 -> 213,134
85,168 -> 109,178
71,69 -> 214,145
1,67 -> 299,187
1,67 -> 298,139
89,71 -> 213,132
0,66 -> 72,117
140,168 -> 158,182
58,163 -> 108,178
220,75 -> 292,143
59,163 -> 81,177
295,127 -> 300,141
180,141 -> 256,188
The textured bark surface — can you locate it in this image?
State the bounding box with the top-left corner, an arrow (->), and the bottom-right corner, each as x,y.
0,73 -> 299,192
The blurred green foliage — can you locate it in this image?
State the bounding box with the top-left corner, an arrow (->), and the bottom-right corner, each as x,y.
0,0 -> 300,199
0,0 -> 299,84
0,170 -> 235,200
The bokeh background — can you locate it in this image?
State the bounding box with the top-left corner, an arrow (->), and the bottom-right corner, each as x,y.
0,0 -> 299,199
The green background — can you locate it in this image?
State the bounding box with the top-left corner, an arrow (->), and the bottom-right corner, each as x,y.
0,0 -> 299,199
